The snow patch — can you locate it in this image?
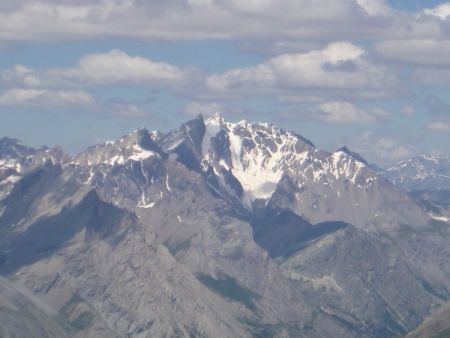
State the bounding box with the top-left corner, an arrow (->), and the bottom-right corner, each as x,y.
166,139 -> 184,151
202,114 -> 223,156
226,123 -> 283,200
109,155 -> 125,165
139,202 -> 155,209
84,169 -> 95,184
2,175 -> 21,184
165,174 -> 172,191
0,159 -> 22,173
431,215 -> 449,222
310,275 -> 343,292
129,144 -> 155,161
201,115 -> 375,206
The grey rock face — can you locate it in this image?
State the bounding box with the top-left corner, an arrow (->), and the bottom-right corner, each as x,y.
281,223 -> 450,337
407,189 -> 450,222
0,275 -> 117,338
406,300 -> 450,338
0,137 -> 67,201
0,276 -> 71,338
195,114 -> 429,230
0,114 -> 449,338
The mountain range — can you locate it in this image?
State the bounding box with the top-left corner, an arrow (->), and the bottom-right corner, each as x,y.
384,155 -> 450,224
384,155 -> 450,192
1,113 -> 450,337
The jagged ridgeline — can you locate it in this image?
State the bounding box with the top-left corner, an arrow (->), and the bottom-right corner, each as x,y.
1,114 -> 450,338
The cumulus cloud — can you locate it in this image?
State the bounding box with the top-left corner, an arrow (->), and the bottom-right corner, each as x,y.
108,102 -> 148,117
355,0 -> 390,16
205,42 -> 401,101
348,132 -> 415,164
183,101 -> 223,117
367,4 -> 450,68
427,121 -> 450,133
2,43 -> 402,103
424,3 -> 450,20
374,137 -> 413,161
2,50 -> 194,89
0,88 -> 94,106
375,39 -> 450,66
312,101 -> 376,124
0,0 -> 444,47
70,50 -> 189,85
0,2 -> 446,106
0,87 -> 153,117
0,50 -> 199,116
412,68 -> 450,85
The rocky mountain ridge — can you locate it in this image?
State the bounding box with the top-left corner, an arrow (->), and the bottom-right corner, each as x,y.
0,114 -> 449,338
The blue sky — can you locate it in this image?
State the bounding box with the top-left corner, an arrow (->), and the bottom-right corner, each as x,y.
0,0 -> 450,165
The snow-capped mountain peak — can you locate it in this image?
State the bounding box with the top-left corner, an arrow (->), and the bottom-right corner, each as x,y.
3,113 -> 422,230
205,111 -> 225,124
202,114 -> 316,202
74,128 -> 161,167
336,146 -> 369,166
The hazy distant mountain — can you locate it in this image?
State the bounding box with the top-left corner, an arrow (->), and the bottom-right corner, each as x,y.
384,155 -> 450,192
382,155 -> 450,223
1,114 -> 450,337
407,189 -> 450,223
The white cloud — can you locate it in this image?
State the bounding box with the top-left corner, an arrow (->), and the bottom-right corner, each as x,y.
412,68 -> 450,85
183,101 -> 223,117
313,101 -> 375,124
427,121 -> 450,133
367,4 -> 450,67
71,50 -> 188,85
0,0 -> 444,47
109,102 -> 147,117
0,2 -> 444,107
205,42 -> 400,101
0,88 -> 94,106
2,50 -> 193,88
348,132 -> 415,164
375,137 -> 413,160
0,87 -> 153,117
424,3 -> 450,19
355,0 -> 390,16
375,39 -> 450,65
2,43 -> 402,103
